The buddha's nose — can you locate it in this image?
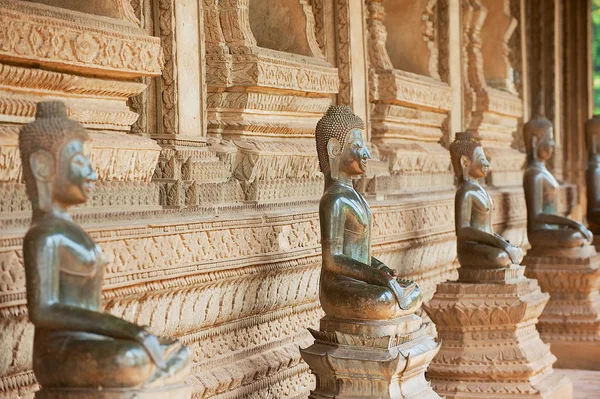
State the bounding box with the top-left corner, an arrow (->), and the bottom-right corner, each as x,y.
87,168 -> 98,181
364,147 -> 372,160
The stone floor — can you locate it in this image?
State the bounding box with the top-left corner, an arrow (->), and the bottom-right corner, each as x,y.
558,369 -> 600,399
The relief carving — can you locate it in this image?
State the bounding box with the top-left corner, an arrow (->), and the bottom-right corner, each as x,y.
0,0 -> 162,77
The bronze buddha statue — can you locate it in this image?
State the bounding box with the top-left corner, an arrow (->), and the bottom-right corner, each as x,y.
315,105 -> 421,320
586,115 -> 600,235
450,132 -> 523,270
523,116 -> 592,248
20,102 -> 190,392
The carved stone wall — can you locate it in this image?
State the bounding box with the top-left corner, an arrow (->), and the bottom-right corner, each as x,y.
0,0 -> 586,398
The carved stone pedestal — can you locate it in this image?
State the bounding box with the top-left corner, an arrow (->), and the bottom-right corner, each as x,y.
300,315 -> 441,399
524,245 -> 600,370
36,384 -> 191,399
425,266 -> 572,399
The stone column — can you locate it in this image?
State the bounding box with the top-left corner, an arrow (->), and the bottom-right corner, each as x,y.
523,245 -> 600,370
301,314 -> 441,399
425,267 -> 573,399
462,0 -> 525,188
151,0 -> 238,208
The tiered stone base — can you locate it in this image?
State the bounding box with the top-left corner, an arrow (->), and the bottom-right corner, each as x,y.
425,266 -> 572,399
524,245 -> 600,370
36,384 -> 191,399
300,315 -> 441,399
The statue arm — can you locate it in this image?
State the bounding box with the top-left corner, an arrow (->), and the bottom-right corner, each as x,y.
371,256 -> 397,276
527,173 -> 591,237
23,234 -> 167,369
457,226 -> 512,251
322,243 -> 392,287
534,213 -> 592,242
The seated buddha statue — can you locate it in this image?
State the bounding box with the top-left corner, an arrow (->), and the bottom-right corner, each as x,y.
20,102 -> 190,390
450,132 -> 523,269
523,116 -> 592,248
586,115 -> 600,235
315,105 -> 422,320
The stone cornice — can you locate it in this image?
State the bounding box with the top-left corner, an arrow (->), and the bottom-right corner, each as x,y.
374,69 -> 453,112
0,0 -> 163,78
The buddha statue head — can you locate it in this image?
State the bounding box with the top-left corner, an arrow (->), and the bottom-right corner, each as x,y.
19,101 -> 97,213
524,116 -> 555,162
315,105 -> 370,180
449,132 -> 490,182
585,115 -> 600,157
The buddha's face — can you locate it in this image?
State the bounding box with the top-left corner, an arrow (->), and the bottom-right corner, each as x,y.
467,146 -> 490,179
339,129 -> 371,176
536,128 -> 555,161
52,139 -> 97,207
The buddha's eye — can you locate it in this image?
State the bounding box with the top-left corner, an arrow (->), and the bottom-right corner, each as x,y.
71,155 -> 86,167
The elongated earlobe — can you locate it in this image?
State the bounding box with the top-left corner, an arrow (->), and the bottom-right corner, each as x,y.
532,136 -> 538,161
460,155 -> 470,182
30,150 -> 55,212
327,138 -> 341,180
30,150 -> 55,182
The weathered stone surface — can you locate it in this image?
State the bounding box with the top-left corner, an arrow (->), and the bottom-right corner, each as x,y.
524,247 -> 600,371
302,316 -> 441,399
426,267 -> 573,399
0,0 -> 587,398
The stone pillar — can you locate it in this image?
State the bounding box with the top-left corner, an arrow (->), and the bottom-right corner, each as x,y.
151,0 -> 240,208
301,315 -> 441,399
523,245 -> 600,370
462,0 -> 525,188
334,0 -> 370,128
425,267 -> 573,399
525,0 -> 564,183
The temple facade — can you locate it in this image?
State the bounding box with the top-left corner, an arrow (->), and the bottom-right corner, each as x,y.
0,0 -> 593,397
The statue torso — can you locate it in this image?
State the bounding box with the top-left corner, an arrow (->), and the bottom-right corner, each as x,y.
525,163 -> 559,227
31,217 -> 105,316
58,221 -> 105,310
321,183 -> 372,265
456,181 -> 493,235
342,189 -> 371,265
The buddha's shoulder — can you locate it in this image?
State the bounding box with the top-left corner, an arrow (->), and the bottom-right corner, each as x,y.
523,164 -> 544,177
320,185 -> 360,209
24,218 -> 75,246
455,182 -> 483,198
